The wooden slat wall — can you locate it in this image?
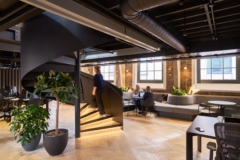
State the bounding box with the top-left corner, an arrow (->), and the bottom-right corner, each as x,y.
0,68 -> 22,93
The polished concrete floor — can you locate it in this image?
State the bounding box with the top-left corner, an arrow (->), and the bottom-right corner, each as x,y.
0,101 -> 215,160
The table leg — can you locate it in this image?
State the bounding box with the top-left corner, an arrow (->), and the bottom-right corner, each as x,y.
46,99 -> 49,112
220,106 -> 224,116
186,132 -> 193,160
198,136 -> 202,152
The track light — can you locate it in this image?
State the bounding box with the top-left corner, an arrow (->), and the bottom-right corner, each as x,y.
208,3 -> 214,8
183,31 -> 188,37
178,0 -> 184,5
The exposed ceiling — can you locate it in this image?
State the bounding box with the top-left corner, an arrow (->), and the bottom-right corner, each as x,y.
1,0 -> 240,66
81,0 -> 240,44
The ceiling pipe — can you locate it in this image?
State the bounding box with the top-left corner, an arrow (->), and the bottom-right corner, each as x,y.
120,0 -> 187,53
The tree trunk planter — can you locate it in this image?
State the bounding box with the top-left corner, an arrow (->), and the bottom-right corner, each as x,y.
21,133 -> 41,151
43,129 -> 68,156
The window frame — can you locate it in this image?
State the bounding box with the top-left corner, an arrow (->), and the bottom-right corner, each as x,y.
197,56 -> 240,83
137,62 -> 163,83
101,65 -> 114,83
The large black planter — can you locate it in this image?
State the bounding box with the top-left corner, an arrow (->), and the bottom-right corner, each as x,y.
21,133 -> 41,151
43,129 -> 68,156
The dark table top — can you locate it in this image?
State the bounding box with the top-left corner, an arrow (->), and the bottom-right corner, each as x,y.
187,115 -> 218,138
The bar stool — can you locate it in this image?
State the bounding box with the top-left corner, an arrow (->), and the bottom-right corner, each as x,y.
207,142 -> 216,160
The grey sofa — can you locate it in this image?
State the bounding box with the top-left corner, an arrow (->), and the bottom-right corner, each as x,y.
153,93 -> 240,121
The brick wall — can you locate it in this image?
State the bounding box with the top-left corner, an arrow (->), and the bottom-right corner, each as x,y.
151,61 -> 174,93
180,60 -> 192,93
125,64 -> 133,88
115,64 -> 120,87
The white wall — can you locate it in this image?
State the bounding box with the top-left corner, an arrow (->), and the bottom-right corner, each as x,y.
192,59 -> 240,92
132,62 -> 166,90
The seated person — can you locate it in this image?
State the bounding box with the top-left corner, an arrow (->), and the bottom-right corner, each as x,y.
133,84 -> 143,96
137,86 -> 153,114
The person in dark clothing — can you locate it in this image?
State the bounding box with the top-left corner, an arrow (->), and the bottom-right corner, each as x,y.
92,65 -> 106,117
137,86 -> 153,115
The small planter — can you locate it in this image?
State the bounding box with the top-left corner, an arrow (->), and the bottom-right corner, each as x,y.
43,129 -> 68,156
21,133 -> 41,151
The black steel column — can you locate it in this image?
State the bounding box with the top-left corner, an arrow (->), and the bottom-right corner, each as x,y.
75,51 -> 80,138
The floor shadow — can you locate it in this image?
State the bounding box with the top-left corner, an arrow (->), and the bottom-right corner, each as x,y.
35,143 -> 44,150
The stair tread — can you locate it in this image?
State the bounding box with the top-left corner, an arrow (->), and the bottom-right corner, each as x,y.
81,123 -> 121,132
81,110 -> 99,119
81,120 -> 119,130
81,115 -> 113,125
80,103 -> 89,112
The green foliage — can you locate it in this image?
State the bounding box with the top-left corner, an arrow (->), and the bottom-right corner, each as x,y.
172,86 -> 187,96
9,104 -> 50,146
33,70 -> 79,135
33,70 -> 78,103
119,87 -> 130,92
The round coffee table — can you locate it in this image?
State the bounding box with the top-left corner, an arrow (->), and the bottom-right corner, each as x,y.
208,100 -> 236,116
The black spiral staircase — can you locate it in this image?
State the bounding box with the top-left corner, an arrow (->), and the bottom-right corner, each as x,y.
20,12 -> 123,138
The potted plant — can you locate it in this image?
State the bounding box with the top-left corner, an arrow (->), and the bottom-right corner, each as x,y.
34,70 -> 78,156
9,104 -> 49,151
172,86 -> 187,96
119,86 -> 130,92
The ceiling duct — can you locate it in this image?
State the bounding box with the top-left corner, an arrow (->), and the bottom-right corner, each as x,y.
121,0 -> 187,53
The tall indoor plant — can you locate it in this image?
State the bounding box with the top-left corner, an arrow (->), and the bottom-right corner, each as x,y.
9,104 -> 49,151
34,70 -> 78,156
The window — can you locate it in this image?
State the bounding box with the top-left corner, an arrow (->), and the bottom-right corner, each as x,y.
138,61 -> 163,83
101,65 -> 114,82
197,56 -> 239,83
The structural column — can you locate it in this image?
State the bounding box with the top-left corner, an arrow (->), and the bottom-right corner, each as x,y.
75,51 -> 81,138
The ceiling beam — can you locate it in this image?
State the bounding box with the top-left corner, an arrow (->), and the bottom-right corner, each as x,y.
215,14 -> 240,24
0,6 -> 43,32
188,37 -> 240,52
81,48 -> 180,63
164,15 -> 207,27
216,21 -> 240,29
210,0 -> 217,37
0,41 -> 20,52
151,0 -> 223,18
157,1 -> 240,23
214,7 -> 240,20
187,29 -> 211,35
105,0 -> 120,10
204,4 -> 214,34
156,9 -> 205,23
0,1 -> 28,22
213,0 -> 240,13
81,37 -> 240,63
218,28 -> 240,34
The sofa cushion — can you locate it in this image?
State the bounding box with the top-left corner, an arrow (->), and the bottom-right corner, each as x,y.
195,95 -> 240,105
167,94 -> 196,105
174,104 -> 199,115
153,93 -> 168,102
154,101 -> 174,112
